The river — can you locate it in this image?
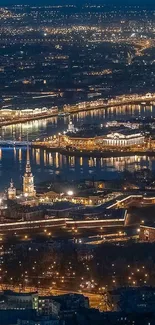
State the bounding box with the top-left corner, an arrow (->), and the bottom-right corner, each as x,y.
0,104 -> 155,190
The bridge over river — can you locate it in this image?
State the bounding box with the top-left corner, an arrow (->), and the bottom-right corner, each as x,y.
0,140 -> 32,147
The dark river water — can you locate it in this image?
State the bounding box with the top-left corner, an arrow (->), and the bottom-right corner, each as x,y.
0,104 -> 154,190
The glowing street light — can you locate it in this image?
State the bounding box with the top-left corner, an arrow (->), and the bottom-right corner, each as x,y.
67,190 -> 74,196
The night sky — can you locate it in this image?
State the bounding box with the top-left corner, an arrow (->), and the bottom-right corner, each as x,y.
0,0 -> 155,6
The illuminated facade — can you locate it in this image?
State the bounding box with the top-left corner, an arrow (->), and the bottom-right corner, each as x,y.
103,132 -> 145,147
59,131 -> 145,149
60,134 -> 95,149
7,179 -> 16,200
140,224 -> 155,242
23,143 -> 36,198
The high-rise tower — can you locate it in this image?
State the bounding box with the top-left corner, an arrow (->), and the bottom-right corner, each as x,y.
23,139 -> 36,198
8,179 -> 16,200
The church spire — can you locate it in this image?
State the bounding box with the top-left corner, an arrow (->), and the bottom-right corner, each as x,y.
27,141 -> 30,164
23,132 -> 36,198
26,132 -> 31,174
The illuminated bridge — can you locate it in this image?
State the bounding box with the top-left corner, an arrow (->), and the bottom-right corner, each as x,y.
0,140 -> 32,147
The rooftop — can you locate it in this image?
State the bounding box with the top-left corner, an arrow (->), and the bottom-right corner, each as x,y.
69,206 -> 126,220
44,201 -> 82,211
109,286 -> 155,295
66,125 -> 143,139
3,290 -> 37,297
141,222 -> 155,229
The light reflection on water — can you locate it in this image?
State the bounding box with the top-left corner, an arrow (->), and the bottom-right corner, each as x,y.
0,147 -> 154,190
0,104 -> 155,190
0,104 -> 154,141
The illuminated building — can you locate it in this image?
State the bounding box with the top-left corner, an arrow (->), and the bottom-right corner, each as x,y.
7,179 -> 16,200
23,142 -> 36,198
104,131 -> 145,147
59,134 -> 95,149
140,223 -> 155,242
58,129 -> 145,149
2,290 -> 38,310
